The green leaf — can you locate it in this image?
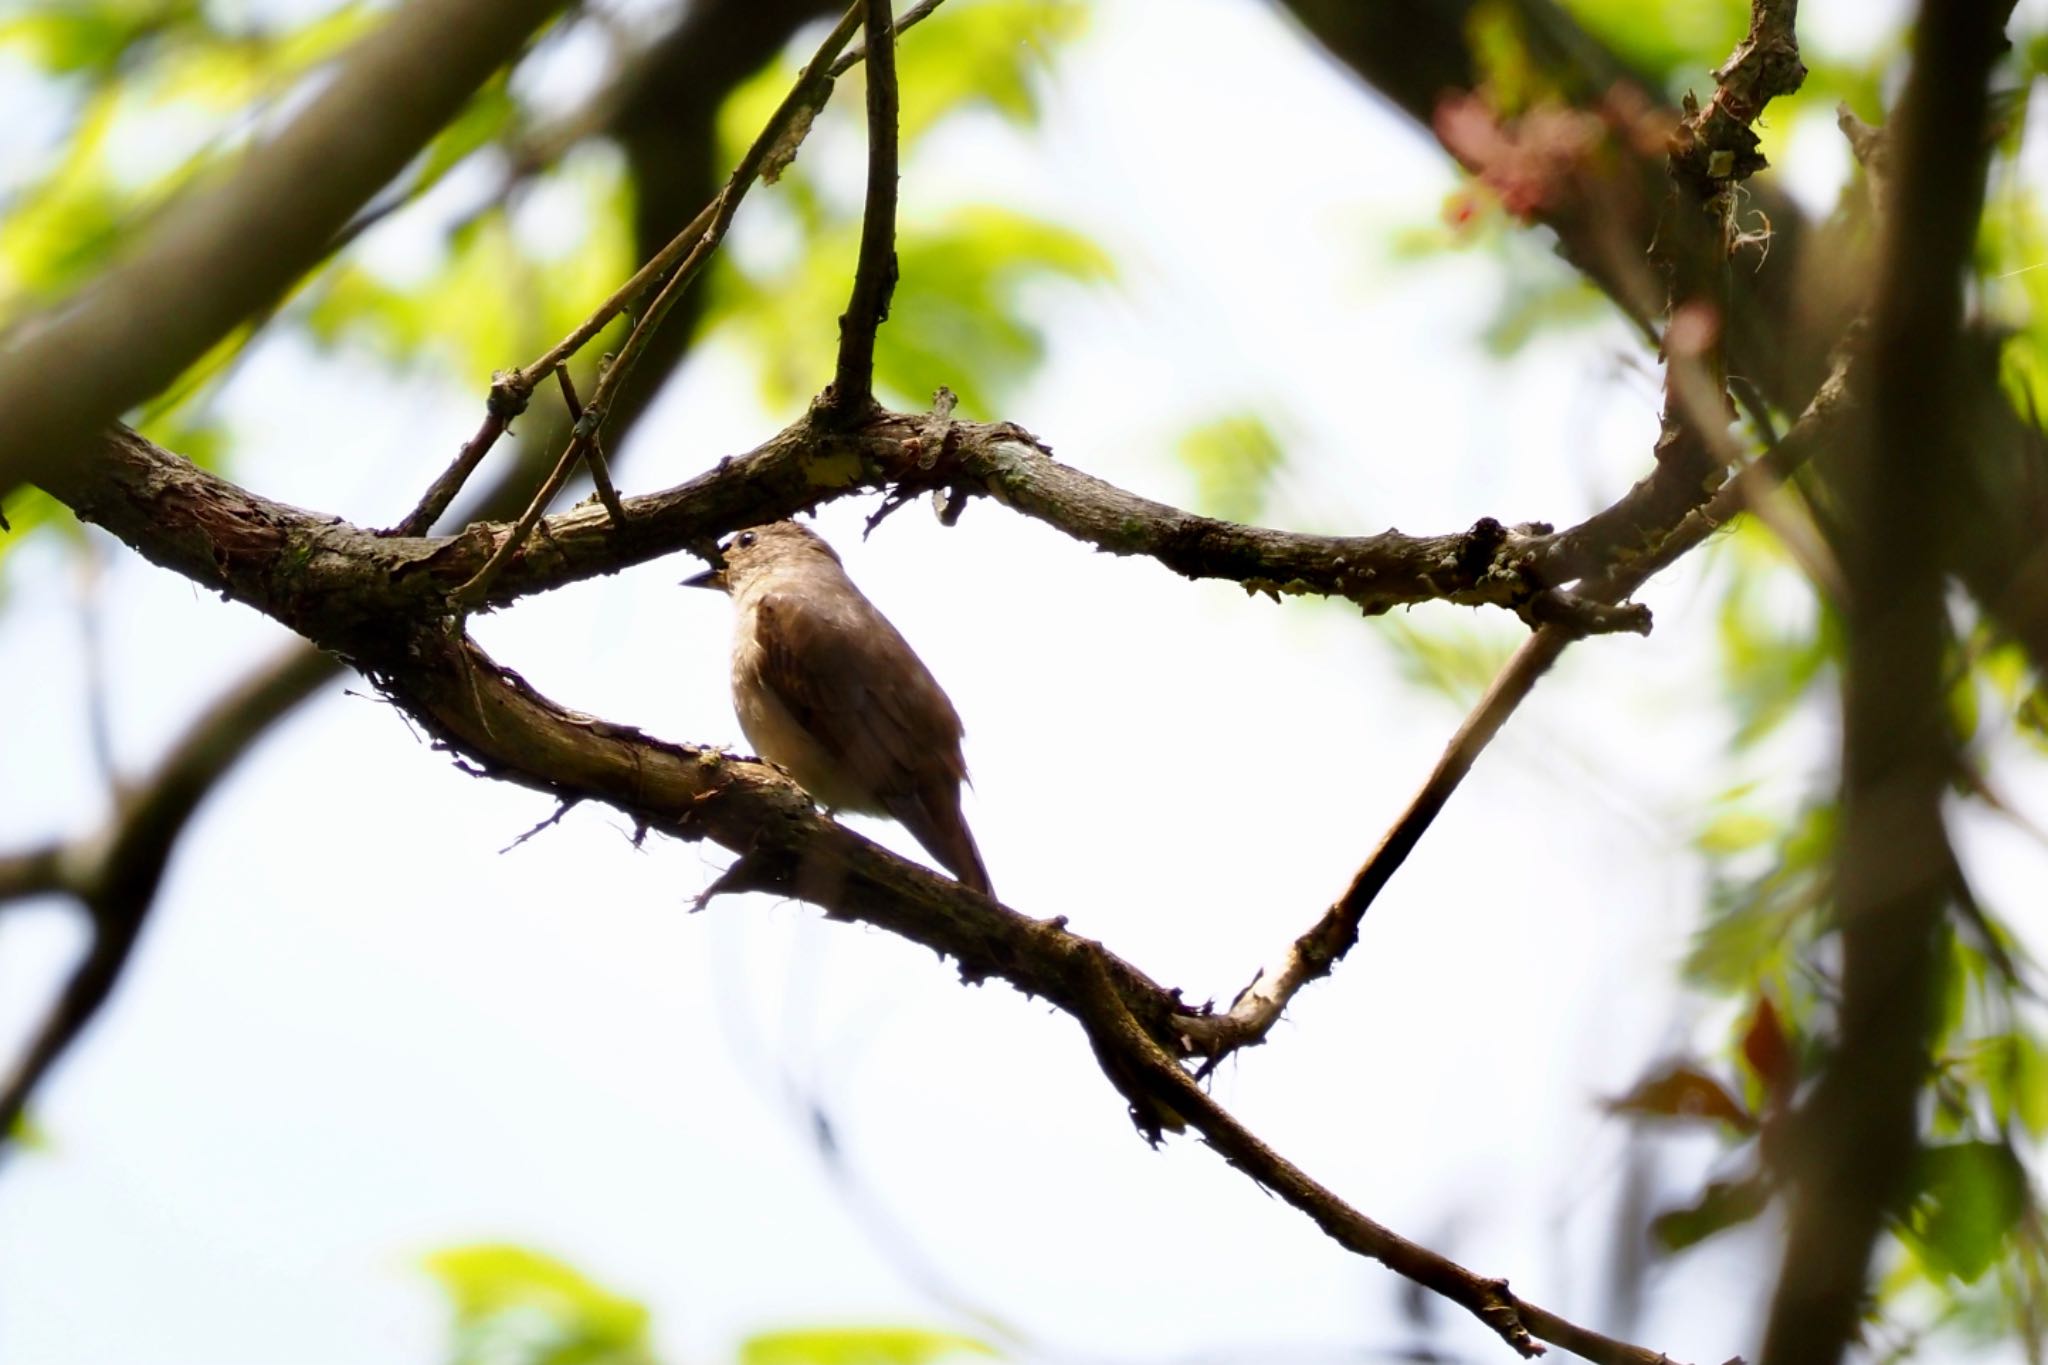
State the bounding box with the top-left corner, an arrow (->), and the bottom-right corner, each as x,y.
424,1244 -> 656,1365
1683,802 -> 1835,994
707,206 -> 1109,416
1378,616 -> 1521,704
412,73 -> 519,197
0,1 -> 204,78
740,1327 -> 999,1365
890,0 -> 1087,144
1556,0 -> 1748,92
1694,809 -> 1778,855
1950,668 -> 1982,745
1650,1173 -> 1771,1253
7,1109 -> 51,1151
1714,532 -> 1834,748
1974,1030 -> 2048,1139
718,0 -> 1087,167
1903,1142 -> 2031,1284
1175,413 -> 1286,524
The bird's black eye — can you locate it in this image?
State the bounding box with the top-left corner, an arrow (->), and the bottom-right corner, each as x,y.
736,531 -> 757,549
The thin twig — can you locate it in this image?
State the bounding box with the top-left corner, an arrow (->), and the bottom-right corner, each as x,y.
502,0 -> 942,388
1086,973 -> 1702,1365
827,0 -> 947,76
1177,0 -> 1817,1063
448,431 -> 592,610
828,0 -> 901,418
508,195 -> 715,404
447,5 -> 867,608
1178,351 -> 1857,1062
522,2 -> 861,401
380,624 -> 1716,1365
393,406 -> 510,538
403,0 -> 894,546
556,367 -> 627,528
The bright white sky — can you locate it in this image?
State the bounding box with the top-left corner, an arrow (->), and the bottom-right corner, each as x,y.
8,0 -> 2048,1362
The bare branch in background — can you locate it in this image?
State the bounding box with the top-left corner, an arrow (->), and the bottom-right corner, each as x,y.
0,643 -> 340,1150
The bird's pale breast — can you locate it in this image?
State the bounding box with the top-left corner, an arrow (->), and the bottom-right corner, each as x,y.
731,612 -> 883,813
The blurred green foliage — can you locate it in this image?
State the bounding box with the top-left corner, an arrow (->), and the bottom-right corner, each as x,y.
1174,412 -> 1286,525
0,0 -> 1105,577
707,203 -> 1109,418
1406,8 -> 2048,1355
740,1328 -> 997,1365
1377,614 -> 1521,705
428,1244 -> 657,1365
426,1243 -> 998,1365
9,1 -> 2048,1358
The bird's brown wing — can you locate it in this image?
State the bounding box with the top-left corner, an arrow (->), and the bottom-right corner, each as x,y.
751,589 -> 990,894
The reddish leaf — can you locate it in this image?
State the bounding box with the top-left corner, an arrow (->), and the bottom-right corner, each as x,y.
1742,996 -> 1797,1107
1606,1063 -> 1756,1132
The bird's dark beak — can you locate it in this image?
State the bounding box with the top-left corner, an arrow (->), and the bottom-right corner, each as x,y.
681,564 -> 728,591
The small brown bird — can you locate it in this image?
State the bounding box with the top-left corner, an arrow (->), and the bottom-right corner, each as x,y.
685,521 -> 992,895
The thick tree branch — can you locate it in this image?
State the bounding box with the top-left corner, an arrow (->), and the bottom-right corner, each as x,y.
364,628 -> 1708,1365
1276,0 -> 2048,702
1758,5 -> 2011,1362
46,415 -> 1671,646
0,0 -> 566,501
39,418 -> 1726,1362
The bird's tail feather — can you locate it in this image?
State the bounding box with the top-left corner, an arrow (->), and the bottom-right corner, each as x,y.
889,788 -> 992,897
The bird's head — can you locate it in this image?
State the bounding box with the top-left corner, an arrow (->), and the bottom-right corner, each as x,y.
682,520 -> 842,594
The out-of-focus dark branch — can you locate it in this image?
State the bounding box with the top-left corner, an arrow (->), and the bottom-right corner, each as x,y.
0,642 -> 340,1150
0,846 -> 68,903
0,0 -> 565,501
827,0 -> 901,417
1758,5 -> 2012,1362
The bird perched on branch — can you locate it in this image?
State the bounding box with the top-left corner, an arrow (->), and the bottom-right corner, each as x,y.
685,521 -> 992,896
